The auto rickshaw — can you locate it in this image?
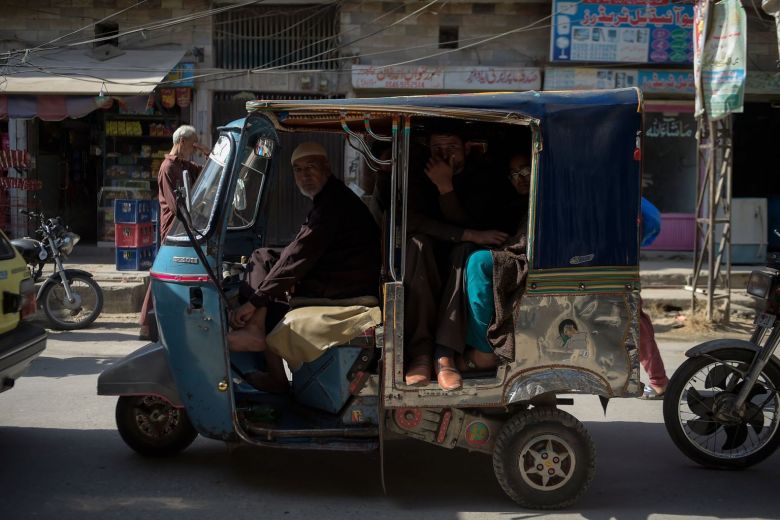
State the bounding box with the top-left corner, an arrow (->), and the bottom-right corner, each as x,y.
98,88 -> 644,509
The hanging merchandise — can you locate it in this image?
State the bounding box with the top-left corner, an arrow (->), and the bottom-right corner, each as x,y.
145,93 -> 156,114
175,88 -> 191,108
160,88 -> 176,109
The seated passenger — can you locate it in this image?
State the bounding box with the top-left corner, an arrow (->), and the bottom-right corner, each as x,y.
228,142 -> 381,392
404,127 -> 522,390
461,153 -> 531,372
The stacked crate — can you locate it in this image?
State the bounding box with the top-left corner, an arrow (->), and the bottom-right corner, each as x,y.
151,200 -> 160,253
114,199 -> 155,271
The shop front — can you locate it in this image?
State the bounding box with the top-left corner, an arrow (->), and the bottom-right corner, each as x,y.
0,46 -> 191,245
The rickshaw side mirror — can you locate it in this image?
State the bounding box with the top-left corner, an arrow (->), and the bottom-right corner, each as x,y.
254,137 -> 275,159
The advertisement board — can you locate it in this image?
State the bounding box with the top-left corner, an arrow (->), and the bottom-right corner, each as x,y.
551,0 -> 695,65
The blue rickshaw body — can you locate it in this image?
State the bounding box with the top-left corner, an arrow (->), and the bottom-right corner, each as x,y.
98,90 -> 646,507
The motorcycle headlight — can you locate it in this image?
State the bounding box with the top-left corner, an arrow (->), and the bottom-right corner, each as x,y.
747,269 -> 779,299
60,232 -> 80,256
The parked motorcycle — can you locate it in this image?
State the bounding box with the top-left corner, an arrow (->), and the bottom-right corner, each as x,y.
663,248 -> 780,469
11,210 -> 103,330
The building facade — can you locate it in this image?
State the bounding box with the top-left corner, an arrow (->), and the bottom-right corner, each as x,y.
1,1 -> 778,252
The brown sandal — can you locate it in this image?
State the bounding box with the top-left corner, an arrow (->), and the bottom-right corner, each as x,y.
435,358 -> 463,391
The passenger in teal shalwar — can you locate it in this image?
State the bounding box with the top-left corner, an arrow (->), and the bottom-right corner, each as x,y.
461,153 -> 531,370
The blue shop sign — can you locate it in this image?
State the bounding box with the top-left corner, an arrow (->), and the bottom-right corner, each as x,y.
164,62 -> 195,87
551,0 -> 694,65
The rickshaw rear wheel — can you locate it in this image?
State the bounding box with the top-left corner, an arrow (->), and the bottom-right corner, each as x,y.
492,408 -> 595,509
116,396 -> 198,457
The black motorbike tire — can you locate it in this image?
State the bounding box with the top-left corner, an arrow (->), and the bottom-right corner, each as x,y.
493,408 -> 595,509
115,395 -> 198,457
40,273 -> 103,330
663,348 -> 780,469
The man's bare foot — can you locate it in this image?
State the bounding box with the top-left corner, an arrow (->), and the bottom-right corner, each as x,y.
228,324 -> 267,352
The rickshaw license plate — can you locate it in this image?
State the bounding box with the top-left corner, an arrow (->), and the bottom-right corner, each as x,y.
756,313 -> 776,328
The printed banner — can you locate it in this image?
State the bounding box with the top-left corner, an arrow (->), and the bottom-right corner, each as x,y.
701,0 -> 746,119
693,0 -> 710,115
551,0 -> 695,64
544,67 -> 694,95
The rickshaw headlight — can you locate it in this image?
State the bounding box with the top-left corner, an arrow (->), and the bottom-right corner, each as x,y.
747,269 -> 778,300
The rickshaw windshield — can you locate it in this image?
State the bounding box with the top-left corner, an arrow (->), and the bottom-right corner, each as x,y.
168,135 -> 232,241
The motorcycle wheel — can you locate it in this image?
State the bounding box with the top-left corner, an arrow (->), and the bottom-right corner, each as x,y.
493,408 -> 595,509
116,395 -> 198,457
663,348 -> 780,469
40,273 -> 104,330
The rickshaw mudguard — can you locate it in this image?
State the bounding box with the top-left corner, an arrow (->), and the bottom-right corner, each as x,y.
151,244 -> 236,439
97,342 -> 183,407
504,369 -> 611,404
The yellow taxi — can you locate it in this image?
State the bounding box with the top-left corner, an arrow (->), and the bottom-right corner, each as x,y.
0,228 -> 46,393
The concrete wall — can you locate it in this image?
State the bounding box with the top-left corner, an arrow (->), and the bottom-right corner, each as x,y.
340,1 -> 550,67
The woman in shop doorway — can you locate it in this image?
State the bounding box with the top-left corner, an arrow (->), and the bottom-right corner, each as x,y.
139,125 -> 209,340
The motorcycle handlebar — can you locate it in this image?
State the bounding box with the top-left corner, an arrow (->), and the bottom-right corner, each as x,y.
19,209 -> 42,220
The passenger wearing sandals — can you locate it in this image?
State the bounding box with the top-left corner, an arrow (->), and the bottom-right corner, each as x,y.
463,157 -> 669,399
228,142 -> 381,392
404,126 -> 524,391
463,153 -> 532,374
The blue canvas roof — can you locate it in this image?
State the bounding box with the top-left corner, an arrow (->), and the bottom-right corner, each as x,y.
242,89 -> 643,270
246,88 -> 642,122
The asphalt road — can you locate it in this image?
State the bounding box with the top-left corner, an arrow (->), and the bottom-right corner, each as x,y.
1,317 -> 779,520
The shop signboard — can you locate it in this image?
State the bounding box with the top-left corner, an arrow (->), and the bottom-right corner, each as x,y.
544,67 -> 694,95
352,66 -> 445,90
443,67 -> 541,91
700,0 -> 746,119
164,62 -> 195,88
550,0 -> 695,65
351,66 -> 541,91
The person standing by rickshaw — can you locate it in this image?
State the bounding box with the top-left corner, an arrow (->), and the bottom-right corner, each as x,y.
139,125 -> 209,340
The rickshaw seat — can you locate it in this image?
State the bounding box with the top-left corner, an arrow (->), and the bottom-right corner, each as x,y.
289,295 -> 380,309
265,302 -> 380,415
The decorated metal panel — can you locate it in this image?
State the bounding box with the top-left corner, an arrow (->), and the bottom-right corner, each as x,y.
510,292 -> 641,398
151,244 -> 235,438
386,407 -> 504,454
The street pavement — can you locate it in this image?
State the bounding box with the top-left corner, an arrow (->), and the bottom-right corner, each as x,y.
1,316 -> 779,520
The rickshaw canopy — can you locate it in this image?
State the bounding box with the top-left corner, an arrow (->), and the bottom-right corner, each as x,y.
247,88 -> 643,270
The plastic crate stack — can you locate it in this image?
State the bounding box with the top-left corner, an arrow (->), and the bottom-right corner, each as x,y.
114,199 -> 155,271
151,200 -> 160,253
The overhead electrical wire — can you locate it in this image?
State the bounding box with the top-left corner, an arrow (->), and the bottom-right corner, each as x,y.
27,0 -> 149,55
0,1 -> 266,59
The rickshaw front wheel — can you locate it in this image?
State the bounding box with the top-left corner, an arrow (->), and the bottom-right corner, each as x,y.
492,408 -> 595,509
115,396 -> 198,457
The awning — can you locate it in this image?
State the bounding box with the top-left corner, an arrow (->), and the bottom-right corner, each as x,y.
0,46 -> 186,96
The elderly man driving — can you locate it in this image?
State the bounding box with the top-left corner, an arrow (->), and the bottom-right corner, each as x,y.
228,141 -> 381,392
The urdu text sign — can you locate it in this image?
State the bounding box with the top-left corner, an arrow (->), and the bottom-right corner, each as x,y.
551,0 -> 695,65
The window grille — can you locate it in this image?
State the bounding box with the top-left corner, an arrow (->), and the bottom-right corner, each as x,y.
214,3 -> 340,70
